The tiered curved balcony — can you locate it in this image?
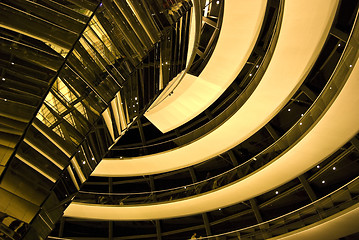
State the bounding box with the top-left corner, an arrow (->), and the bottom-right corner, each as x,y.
94,0 -> 340,176
1,0 -> 358,240
64,4 -> 359,216
72,20 -> 359,205
104,0 -> 281,159
54,0 -> 358,239
57,136 -> 359,239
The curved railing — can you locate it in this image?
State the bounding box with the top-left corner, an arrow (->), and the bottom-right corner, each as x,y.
49,173 -> 359,240
184,176 -> 359,239
76,9 -> 359,204
110,0 -> 284,157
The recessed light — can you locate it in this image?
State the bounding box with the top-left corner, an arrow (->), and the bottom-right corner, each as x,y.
322,180 -> 325,184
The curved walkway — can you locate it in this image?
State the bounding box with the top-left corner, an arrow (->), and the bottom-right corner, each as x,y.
64,40 -> 359,220
269,202 -> 359,240
144,0 -> 267,133
93,0 -> 338,177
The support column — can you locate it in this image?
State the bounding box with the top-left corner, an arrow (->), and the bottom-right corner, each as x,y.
300,85 -> 317,102
298,175 -> 317,201
227,150 -> 239,166
155,220 -> 162,240
189,167 -> 197,182
108,221 -> 113,240
249,198 -> 271,238
298,175 -> 324,219
201,213 -> 213,239
265,123 -> 280,141
149,175 -> 157,201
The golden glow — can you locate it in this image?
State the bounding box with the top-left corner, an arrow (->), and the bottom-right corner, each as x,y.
66,55 -> 359,219
145,0 -> 267,133
95,0 -> 339,177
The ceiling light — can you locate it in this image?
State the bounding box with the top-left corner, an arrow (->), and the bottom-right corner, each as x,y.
338,43 -> 341,47
275,191 -> 279,194
92,157 -> 95,160
301,114 -> 304,117
249,73 -> 252,77
216,1 -> 219,4
299,122 -> 302,125
288,108 -> 291,111
11,62 -> 14,65
322,180 -> 325,184
317,165 -> 320,169
1,78 -> 5,81
333,167 -> 336,170
256,65 -> 259,68
350,64 -> 353,67
82,161 -> 86,164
